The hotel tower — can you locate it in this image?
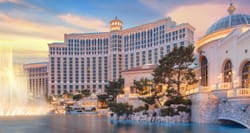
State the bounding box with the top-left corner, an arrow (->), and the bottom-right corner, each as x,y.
48,17 -> 194,95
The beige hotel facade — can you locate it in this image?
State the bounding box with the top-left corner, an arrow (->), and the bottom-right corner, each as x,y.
48,17 -> 194,96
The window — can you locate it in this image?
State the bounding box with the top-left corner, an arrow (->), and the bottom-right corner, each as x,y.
180,41 -> 185,47
242,61 -> 250,88
223,60 -> 232,82
160,47 -> 164,59
200,56 -> 208,86
136,52 -> 140,66
142,51 -> 146,65
154,48 -> 158,64
166,45 -> 170,53
130,53 -> 134,68
174,43 -> 178,48
148,50 -> 152,64
125,54 -> 128,69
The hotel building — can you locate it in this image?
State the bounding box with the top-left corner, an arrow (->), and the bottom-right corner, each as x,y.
24,62 -> 48,97
48,17 -> 194,96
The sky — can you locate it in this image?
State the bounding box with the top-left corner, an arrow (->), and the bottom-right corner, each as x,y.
0,0 -> 250,64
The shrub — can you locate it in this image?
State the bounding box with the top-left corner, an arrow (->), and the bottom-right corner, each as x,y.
109,102 -> 132,118
164,96 -> 192,106
144,104 -> 149,110
160,107 -> 178,117
182,99 -> 192,106
73,94 -> 83,101
133,106 -> 146,113
177,106 -> 190,113
142,111 -> 149,116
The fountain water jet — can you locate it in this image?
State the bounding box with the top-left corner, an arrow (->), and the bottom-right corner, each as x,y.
0,46 -> 51,116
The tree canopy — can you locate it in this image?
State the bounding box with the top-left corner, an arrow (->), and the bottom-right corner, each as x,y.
105,78 -> 124,102
153,45 -> 198,94
81,89 -> 91,97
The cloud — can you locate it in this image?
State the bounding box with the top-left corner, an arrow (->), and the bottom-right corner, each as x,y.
139,0 -> 250,39
58,13 -> 109,32
138,0 -> 250,13
13,49 -> 48,64
0,12 -> 83,56
0,13 -> 81,40
167,3 -> 227,40
167,2 -> 250,39
0,0 -> 39,9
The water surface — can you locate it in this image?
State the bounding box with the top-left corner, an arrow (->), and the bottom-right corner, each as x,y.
0,114 -> 249,133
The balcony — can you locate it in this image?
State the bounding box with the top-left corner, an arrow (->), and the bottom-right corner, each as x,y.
185,88 -> 199,95
218,82 -> 232,90
227,88 -> 250,98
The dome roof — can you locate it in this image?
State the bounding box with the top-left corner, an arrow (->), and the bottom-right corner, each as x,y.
206,14 -> 250,35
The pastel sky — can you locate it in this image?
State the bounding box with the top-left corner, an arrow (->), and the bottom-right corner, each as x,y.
0,0 -> 250,64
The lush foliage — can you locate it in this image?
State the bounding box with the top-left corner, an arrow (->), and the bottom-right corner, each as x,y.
133,106 -> 147,113
133,78 -> 164,107
177,106 -> 190,113
97,94 -> 109,108
109,102 -> 133,119
133,78 -> 151,95
160,107 -> 178,117
73,94 -> 83,101
81,89 -> 91,97
165,88 -> 191,106
153,45 -> 198,93
105,78 -> 124,102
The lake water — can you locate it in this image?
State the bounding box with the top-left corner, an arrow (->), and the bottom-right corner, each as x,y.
0,114 -> 249,133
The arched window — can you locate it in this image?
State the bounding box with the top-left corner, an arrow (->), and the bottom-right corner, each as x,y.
242,61 -> 250,88
200,56 -> 208,86
223,60 -> 232,82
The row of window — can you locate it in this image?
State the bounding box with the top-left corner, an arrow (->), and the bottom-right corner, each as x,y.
123,27 -> 186,52
200,57 -> 250,88
49,27 -> 189,55
124,42 -> 185,69
50,57 -> 109,83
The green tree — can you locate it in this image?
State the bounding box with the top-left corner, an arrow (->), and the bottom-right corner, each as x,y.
153,45 -> 198,94
73,94 -> 83,101
97,94 -> 109,108
133,78 -> 164,108
105,78 -> 124,102
109,102 -> 132,120
81,89 -> 91,97
133,78 -> 151,95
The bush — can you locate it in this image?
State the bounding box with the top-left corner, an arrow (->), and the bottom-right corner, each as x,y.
160,107 -> 178,117
133,106 -> 146,113
109,102 -> 132,117
164,96 -> 191,106
177,106 -> 190,113
73,94 -> 83,101
142,111 -> 149,116
182,99 -> 192,106
144,104 -> 149,110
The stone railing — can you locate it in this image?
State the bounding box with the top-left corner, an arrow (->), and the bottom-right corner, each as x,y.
185,88 -> 199,95
218,82 -> 232,90
129,93 -> 139,98
227,88 -> 250,98
185,86 -> 212,96
199,86 -> 211,92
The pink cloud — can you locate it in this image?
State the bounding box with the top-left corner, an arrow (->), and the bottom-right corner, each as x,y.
167,3 -> 229,40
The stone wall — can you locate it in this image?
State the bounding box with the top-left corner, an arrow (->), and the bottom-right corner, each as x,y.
191,92 -> 250,128
218,99 -> 250,128
191,92 -> 219,123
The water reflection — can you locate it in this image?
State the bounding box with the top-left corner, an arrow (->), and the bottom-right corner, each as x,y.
0,114 -> 249,133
